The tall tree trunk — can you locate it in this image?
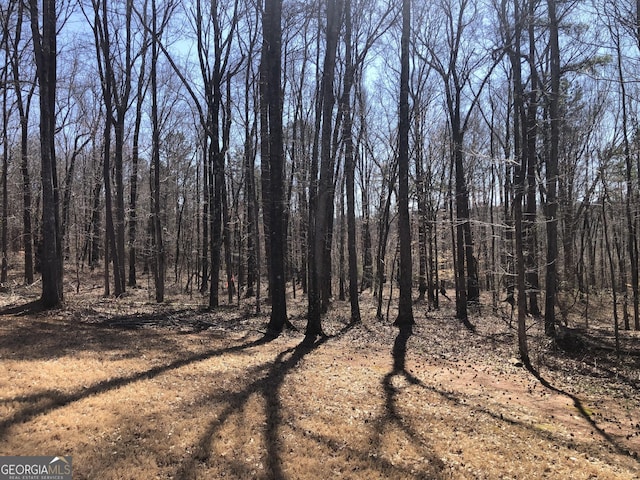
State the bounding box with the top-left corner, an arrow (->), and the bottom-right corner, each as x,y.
209,116 -> 222,309
151,0 -> 165,302
307,0 -> 342,338
515,175 -> 530,366
128,42 -> 147,287
358,85 -> 373,292
415,118 -> 429,304
10,0 -> 35,285
200,142 -> 209,293
395,0 -> 414,327
263,0 -> 289,335
244,115 -> 258,300
30,0 -> 63,307
544,0 -> 560,337
222,81 -> 235,304
341,0 -> 361,324
1,65 -> 8,285
113,111 -> 127,295
524,0 -> 540,315
338,180 -> 346,302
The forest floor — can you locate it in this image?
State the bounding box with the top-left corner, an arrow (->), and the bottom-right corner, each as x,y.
0,272 -> 639,479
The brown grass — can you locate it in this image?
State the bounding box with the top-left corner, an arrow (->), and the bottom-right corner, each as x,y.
0,277 -> 639,479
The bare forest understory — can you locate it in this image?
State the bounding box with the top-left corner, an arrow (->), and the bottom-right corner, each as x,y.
1,270 -> 639,479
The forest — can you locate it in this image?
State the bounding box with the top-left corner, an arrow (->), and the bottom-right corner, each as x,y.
3,0 -> 640,344
1,0 -> 640,478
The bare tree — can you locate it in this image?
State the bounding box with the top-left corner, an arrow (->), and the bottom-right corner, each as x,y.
7,0 -> 36,285
544,0 -> 560,337
262,0 -> 290,335
129,0 -> 150,287
418,0 -> 500,326
307,0 -> 342,338
149,0 -> 165,302
395,0 -> 414,327
29,0 -> 63,307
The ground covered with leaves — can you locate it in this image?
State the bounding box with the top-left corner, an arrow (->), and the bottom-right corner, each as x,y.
0,280 -> 639,479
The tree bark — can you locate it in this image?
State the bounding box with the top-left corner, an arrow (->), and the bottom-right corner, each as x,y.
307,0 -> 342,338
340,0 -> 361,324
395,0 -> 414,327
544,0 -> 560,337
150,0 -> 165,302
262,0 -> 289,335
9,0 -> 35,285
29,0 -> 63,308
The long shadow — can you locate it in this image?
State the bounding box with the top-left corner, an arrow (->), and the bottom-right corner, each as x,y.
526,364 -> 639,462
382,329 -> 639,468
370,325 -> 446,477
0,300 -> 46,316
174,324 -> 362,479
0,335 -> 275,441
0,317 -> 185,361
548,327 -> 640,391
0,306 -> 260,362
175,334 -> 328,479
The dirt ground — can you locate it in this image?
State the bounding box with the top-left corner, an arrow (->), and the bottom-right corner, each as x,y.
0,276 -> 639,479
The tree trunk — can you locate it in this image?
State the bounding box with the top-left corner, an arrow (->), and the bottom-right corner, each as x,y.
244,115 -> 258,299
1,68 -> 8,284
307,0 -> 342,338
395,0 -> 414,327
523,0 -> 540,316
200,143 -> 209,293
262,0 -> 289,335
10,0 -> 35,285
544,0 -> 560,337
128,49 -> 147,287
340,0 -> 361,324
151,0 -> 165,303
30,0 -> 63,307
515,182 -> 530,366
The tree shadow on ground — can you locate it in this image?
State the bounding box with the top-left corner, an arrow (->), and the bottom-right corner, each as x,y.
0,300 -> 47,316
547,326 -> 640,391
527,364 -> 640,462
175,334 -> 330,479
174,321 -> 368,480
0,334 -> 276,442
0,306 -> 263,361
369,324 -> 447,478
0,313 -> 189,361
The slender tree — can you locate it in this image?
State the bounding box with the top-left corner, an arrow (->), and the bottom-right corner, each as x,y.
395,0 -> 414,327
150,0 -> 165,302
544,0 -> 560,337
1,26 -> 8,285
341,0 -> 361,324
307,0 -> 342,338
129,2 -> 149,287
8,0 -> 36,285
